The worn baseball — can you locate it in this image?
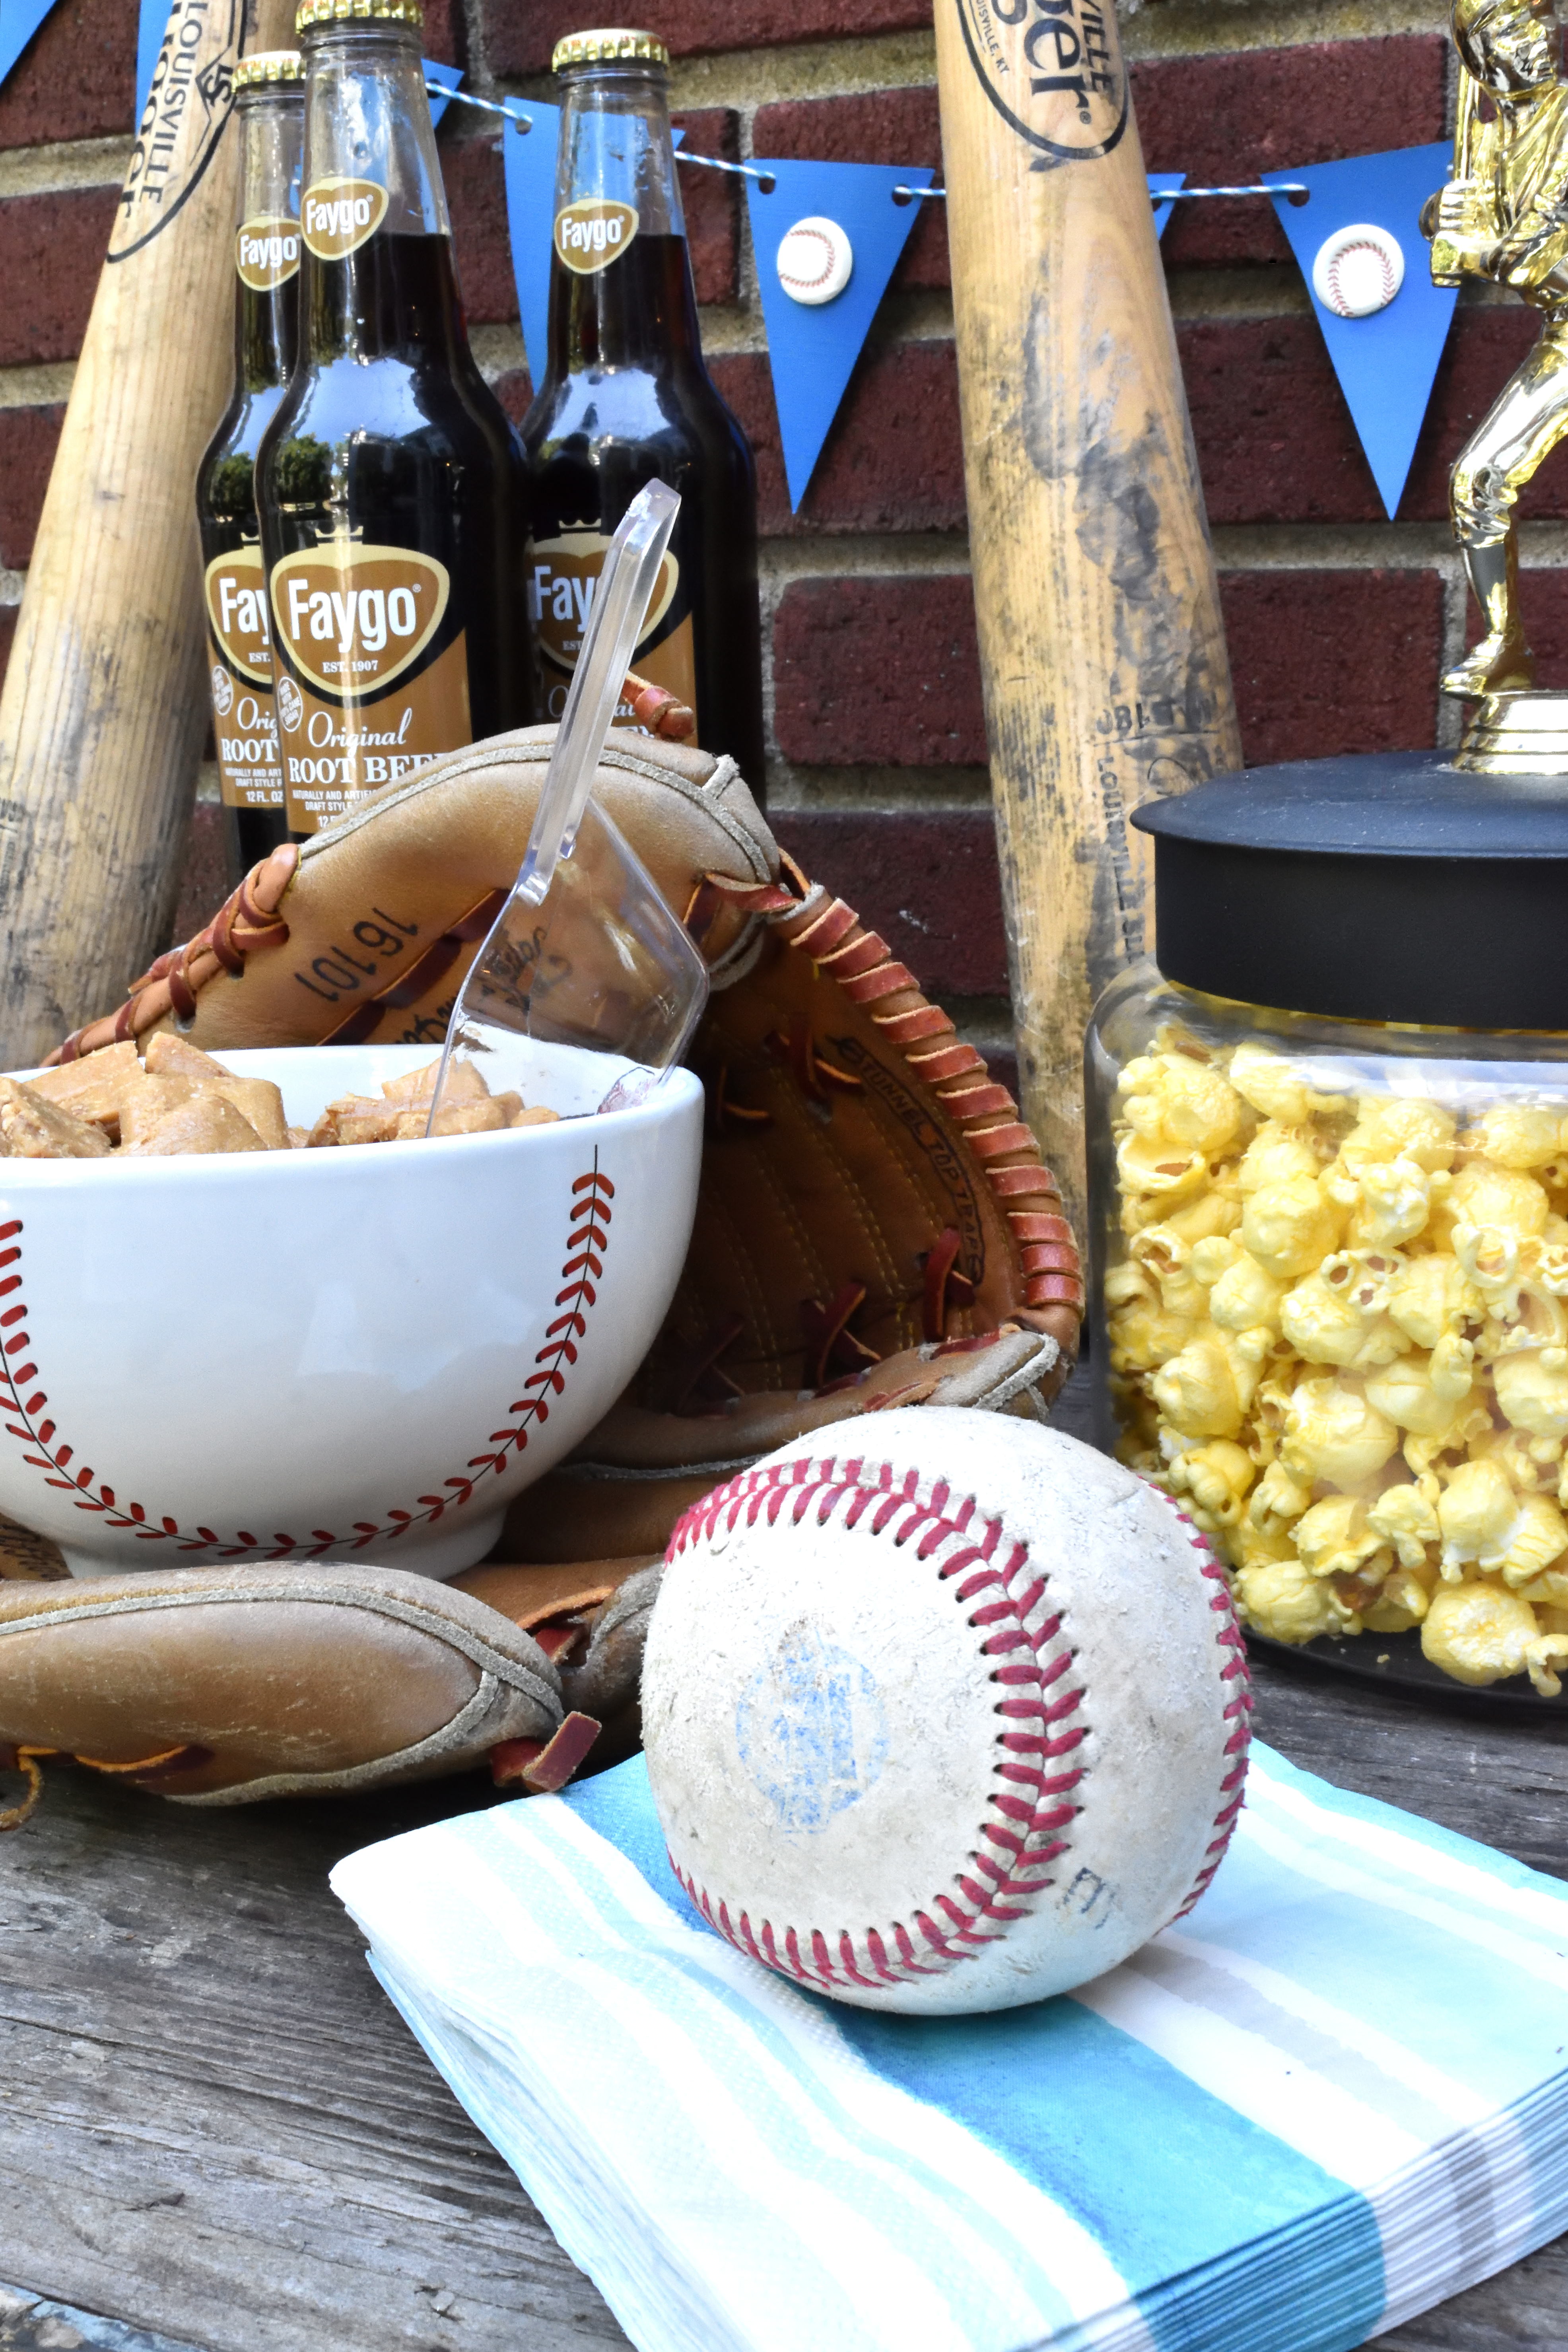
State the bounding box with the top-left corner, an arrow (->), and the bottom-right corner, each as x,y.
642,1409 -> 1251,2015
1312,223 -> 1405,318
776,215 -> 853,305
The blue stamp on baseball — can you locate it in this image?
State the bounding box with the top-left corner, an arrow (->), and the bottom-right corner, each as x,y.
735,1625 -> 887,1834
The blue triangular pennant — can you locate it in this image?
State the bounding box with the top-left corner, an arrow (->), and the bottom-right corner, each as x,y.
747,158 -> 931,510
1149,173 -> 1185,241
136,0 -> 164,126
1265,144 -> 1457,520
500,97 -> 562,392
0,0 -> 60,91
424,58 -> 461,130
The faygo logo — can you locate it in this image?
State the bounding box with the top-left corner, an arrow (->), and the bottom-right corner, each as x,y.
271,542 -> 451,696
237,213 -> 301,289
554,199 -> 639,276
301,177 -> 390,261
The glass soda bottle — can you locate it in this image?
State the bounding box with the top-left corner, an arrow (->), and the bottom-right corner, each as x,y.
196,50 -> 305,885
522,29 -> 766,794
257,0 -> 532,837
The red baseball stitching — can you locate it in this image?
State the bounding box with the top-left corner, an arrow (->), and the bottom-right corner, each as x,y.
0,1157 -> 612,1560
665,1454 -> 1086,1993
665,1466 -> 1254,1993
1157,1495 -> 1254,1920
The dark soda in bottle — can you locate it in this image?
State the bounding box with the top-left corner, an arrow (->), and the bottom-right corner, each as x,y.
257,0 -> 531,837
195,50 -> 304,884
522,29 -> 765,796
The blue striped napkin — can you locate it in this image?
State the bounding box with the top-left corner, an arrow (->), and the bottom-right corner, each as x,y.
330,1744 -> 1568,2352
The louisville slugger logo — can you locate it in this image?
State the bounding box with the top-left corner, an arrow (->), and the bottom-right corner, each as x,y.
109,0 -> 241,262
954,0 -> 1127,162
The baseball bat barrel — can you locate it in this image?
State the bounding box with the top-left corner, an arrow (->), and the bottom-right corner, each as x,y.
934,0 -> 1242,1230
0,0 -> 294,1066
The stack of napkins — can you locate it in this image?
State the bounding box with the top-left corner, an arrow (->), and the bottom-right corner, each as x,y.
332,1744 -> 1568,2352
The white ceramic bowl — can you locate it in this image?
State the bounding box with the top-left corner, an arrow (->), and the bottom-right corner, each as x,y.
0,1045 -> 703,1579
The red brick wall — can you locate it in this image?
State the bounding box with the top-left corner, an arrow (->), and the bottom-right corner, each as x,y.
0,0 -> 1482,1064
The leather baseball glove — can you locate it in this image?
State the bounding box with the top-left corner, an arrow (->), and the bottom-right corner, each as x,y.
0,726 -> 1083,1822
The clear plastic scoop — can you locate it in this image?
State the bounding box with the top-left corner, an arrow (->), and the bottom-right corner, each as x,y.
426,482 -> 711,1128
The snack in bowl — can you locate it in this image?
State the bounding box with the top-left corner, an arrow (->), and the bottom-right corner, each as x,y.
15,1036 -> 559,1156
0,1042 -> 703,1581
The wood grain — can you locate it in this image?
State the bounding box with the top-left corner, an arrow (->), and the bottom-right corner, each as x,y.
933,0 -> 1242,1228
4,1384 -> 1568,2350
0,0 -> 294,1068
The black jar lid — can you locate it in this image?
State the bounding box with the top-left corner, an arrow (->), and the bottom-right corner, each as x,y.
1131,751 -> 1568,1031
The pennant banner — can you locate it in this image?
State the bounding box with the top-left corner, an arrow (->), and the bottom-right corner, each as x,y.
424,57 -> 461,129
0,0 -> 59,94
746,158 -> 932,510
1149,173 -> 1185,240
1266,143 -> 1456,520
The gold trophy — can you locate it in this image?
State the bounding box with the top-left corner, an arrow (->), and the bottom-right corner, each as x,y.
1425,0 -> 1568,772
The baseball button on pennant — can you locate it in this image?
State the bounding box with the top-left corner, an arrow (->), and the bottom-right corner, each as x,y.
642,1409 -> 1252,2016
776,215 -> 853,306
1312,223 -> 1406,318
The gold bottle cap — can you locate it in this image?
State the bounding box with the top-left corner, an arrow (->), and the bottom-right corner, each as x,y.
233,49 -> 306,86
551,27 -> 669,70
296,0 -> 424,34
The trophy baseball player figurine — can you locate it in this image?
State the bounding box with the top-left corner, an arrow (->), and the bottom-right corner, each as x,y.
1426,0 -> 1568,771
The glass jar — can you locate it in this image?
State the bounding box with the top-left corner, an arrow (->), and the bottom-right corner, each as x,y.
1086,750 -> 1568,1703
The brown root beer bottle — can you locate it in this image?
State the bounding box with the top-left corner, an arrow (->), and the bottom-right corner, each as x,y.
257,0 -> 531,837
522,30 -> 765,795
196,51 -> 305,886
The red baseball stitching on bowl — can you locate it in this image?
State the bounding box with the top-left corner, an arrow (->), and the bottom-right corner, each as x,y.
0,1158 -> 612,1560
663,1455 -> 1085,1993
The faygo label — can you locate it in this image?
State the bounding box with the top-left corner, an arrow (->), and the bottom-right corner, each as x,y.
301,177 -> 390,261
205,546 -> 272,686
236,212 -> 301,289
554,198 -> 639,275
271,539 -> 451,698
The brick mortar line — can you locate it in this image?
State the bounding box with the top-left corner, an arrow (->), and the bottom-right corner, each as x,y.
0,134 -> 129,198
1118,0 -> 1450,63
767,763 -> 994,815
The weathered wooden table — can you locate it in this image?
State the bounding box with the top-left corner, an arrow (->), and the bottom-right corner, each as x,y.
7,1599 -> 1568,2350
5,1660 -> 1568,2352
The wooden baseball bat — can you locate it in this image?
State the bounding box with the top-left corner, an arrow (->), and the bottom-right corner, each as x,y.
935,0 -> 1243,1232
0,0 -> 294,1067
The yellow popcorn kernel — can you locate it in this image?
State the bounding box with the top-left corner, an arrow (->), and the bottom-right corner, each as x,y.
1168,1439 -> 1255,1526
1341,1097 -> 1456,1176
1452,1220 -> 1527,1321
1160,1189 -> 1244,1246
1237,1124 -> 1324,1195
1208,1250 -> 1285,1335
1130,1226 -> 1209,1320
1386,1252 -> 1477,1351
1364,1352 -> 1469,1438
1235,1554 -> 1342,1646
1402,1399 -> 1496,1481
1294,1494 -> 1388,1580
1116,1131 -> 1209,1204
1242,1175 -> 1341,1282
1150,1330 -> 1244,1439
1188,1235 -> 1240,1287
1434,1161 -> 1550,1249
1537,1242 -> 1568,1296
1104,1260 -> 1156,1313
1367,1480 -> 1441,1568
1436,1458 -> 1518,1577
1514,1567 -> 1568,1610
1279,1253 -> 1401,1370
1493,1346 -> 1568,1444
1347,1158 -> 1438,1251
1248,1458 -> 1313,1532
1478,1103 -> 1565,1170
1147,1058 -> 1245,1154
1280,1376 -> 1400,1488
1420,1579 -> 1541,1687
1228,1042 -> 1350,1126
1362,1563 -> 1438,1633
1107,1305 -> 1197,1373
1492,1491 -> 1568,1586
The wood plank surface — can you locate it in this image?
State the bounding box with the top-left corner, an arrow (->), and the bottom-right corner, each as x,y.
7,1432 -> 1568,2348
